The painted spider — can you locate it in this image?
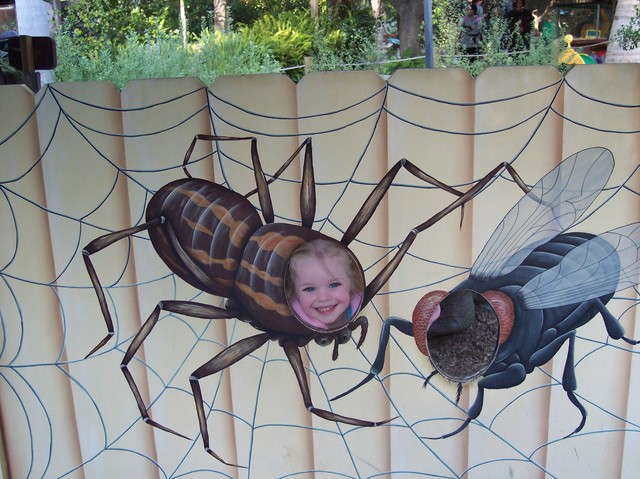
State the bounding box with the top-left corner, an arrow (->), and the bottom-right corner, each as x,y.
83,135 -> 524,465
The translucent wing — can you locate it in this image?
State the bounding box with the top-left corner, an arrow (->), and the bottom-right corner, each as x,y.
519,223 -> 640,309
471,148 -> 614,280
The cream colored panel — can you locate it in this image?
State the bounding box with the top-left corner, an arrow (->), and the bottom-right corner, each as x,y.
545,65 -> 640,479
0,85 -> 85,478
467,66 -> 564,479
1,65 -> 639,479
386,68 -> 476,476
297,70 -> 391,477
35,81 -> 160,478
209,73 -> 313,476
118,78 -> 228,474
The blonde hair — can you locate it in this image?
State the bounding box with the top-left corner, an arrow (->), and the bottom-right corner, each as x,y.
285,239 -> 364,299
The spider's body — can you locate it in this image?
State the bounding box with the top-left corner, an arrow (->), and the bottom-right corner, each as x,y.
83,134 -> 521,465
147,177 -> 332,337
147,178 -> 263,298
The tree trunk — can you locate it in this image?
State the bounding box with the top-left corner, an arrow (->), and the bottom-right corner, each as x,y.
606,0 -> 640,62
388,0 -> 424,55
369,0 -> 383,18
180,0 -> 187,46
51,0 -> 62,29
214,0 -> 227,31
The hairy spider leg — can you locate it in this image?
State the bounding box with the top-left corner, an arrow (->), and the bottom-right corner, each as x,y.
331,161 -> 528,401
83,217 -> 163,358
121,299 -> 237,441
183,134 -> 315,227
343,160 -> 528,307
282,341 -> 393,427
189,332 -> 271,468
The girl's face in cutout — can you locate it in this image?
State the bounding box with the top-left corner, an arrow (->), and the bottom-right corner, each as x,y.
291,255 -> 353,327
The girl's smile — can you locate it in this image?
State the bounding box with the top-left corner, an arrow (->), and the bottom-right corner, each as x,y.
291,255 -> 352,327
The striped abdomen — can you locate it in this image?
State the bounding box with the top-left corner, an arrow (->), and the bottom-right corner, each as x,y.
146,178 -> 263,297
235,223 -> 328,335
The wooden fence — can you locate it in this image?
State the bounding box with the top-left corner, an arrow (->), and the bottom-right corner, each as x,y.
0,65 -> 639,478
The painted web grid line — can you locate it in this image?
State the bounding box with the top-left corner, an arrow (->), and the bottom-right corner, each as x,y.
0,74 -> 639,478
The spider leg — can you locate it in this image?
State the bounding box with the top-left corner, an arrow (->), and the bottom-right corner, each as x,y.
283,340 -> 393,426
181,134 -> 274,222
299,137 -> 315,228
331,316 -> 413,401
348,315 -> 368,349
361,161 -> 529,307
120,300 -> 238,442
83,218 -> 163,358
184,135 -> 317,226
341,160 -> 465,247
190,332 -> 270,467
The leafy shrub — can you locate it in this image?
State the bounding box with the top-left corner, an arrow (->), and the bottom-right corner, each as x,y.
238,12 -> 315,79
192,28 -> 282,85
59,0 -> 170,57
433,5 -> 568,76
229,0 -> 310,27
616,1 -> 640,50
54,29 -> 281,89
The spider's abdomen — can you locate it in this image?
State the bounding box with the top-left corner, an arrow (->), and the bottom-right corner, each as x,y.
147,178 -> 263,297
235,223 -> 327,335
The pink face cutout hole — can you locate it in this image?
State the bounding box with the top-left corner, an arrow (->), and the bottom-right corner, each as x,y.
284,239 -> 365,331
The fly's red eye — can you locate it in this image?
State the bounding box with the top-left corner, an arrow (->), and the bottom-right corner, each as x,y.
412,290 -> 448,356
483,290 -> 514,345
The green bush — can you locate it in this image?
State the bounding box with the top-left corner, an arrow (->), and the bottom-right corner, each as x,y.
59,0 -> 170,57
433,6 -> 568,76
616,1 -> 640,50
313,5 -> 384,71
54,29 -> 282,89
238,12 -> 315,79
192,28 -> 282,85
229,0 -> 310,27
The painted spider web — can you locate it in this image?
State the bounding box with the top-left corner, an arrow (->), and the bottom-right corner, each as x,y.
1,70 -> 640,479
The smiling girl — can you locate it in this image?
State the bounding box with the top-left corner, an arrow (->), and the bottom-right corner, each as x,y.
285,239 -> 364,330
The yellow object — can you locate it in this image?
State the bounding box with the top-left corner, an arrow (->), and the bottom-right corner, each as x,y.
559,34 -> 585,65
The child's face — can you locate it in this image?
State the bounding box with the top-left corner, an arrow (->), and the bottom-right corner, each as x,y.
291,255 -> 352,327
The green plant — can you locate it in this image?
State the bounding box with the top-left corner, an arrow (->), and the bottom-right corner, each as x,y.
229,0 -> 310,27
53,28 -> 281,89
238,12 -> 315,80
307,5 -> 386,75
192,28 -> 282,85
432,3 -> 568,77
59,0 -> 170,58
616,1 -> 640,50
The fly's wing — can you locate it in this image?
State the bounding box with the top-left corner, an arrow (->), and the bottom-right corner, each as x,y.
519,223 -> 640,309
471,148 -> 614,280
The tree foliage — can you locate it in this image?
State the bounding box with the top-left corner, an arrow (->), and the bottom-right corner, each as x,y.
616,1 -> 640,50
52,0 -> 572,87
58,0 -> 170,56
229,0 -> 310,26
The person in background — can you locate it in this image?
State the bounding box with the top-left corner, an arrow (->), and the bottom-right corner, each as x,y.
506,0 -> 534,51
461,3 -> 482,61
